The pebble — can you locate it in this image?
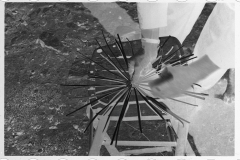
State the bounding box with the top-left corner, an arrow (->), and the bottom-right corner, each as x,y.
56,104 -> 64,111
49,106 -> 54,110
81,39 -> 88,43
33,125 -> 41,130
73,124 -> 79,130
47,115 -> 54,122
78,128 -> 84,133
54,120 -> 60,126
16,131 -> 24,136
96,49 -> 102,53
62,52 -> 69,56
77,22 -> 85,27
49,126 -> 58,129
7,126 -> 11,131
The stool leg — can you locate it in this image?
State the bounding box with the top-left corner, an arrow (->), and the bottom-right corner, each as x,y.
89,108 -> 94,151
175,122 -> 189,156
89,115 -> 108,156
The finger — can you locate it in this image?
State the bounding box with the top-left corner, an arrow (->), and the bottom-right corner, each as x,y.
128,48 -> 145,78
148,71 -> 173,88
128,58 -> 135,78
132,66 -> 142,82
132,60 -> 153,83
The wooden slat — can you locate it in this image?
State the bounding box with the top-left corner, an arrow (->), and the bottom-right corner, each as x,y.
175,122 -> 189,156
109,115 -> 171,121
120,146 -> 172,155
89,115 -> 109,156
104,134 -> 123,156
103,140 -> 177,147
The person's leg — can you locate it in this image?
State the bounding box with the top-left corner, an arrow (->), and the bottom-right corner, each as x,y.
129,3 -> 168,81
189,3 -> 235,91
158,3 -> 205,43
137,2 -> 168,61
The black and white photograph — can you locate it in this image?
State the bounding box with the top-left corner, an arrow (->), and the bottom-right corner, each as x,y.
1,0 -> 239,158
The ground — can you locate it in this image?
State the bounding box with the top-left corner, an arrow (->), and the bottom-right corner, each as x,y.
4,2 -> 234,156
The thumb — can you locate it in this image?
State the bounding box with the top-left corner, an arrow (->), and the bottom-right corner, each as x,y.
149,68 -> 173,88
128,58 -> 135,78
128,47 -> 145,80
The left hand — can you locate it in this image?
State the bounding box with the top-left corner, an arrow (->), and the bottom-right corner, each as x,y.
128,47 -> 153,83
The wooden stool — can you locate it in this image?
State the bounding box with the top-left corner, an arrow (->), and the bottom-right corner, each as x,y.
85,37 -> 194,156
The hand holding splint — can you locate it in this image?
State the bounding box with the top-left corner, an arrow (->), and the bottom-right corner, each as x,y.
129,48 -> 220,99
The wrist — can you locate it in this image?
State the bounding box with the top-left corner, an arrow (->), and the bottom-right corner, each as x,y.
141,38 -> 160,44
141,27 -> 159,40
141,41 -> 159,62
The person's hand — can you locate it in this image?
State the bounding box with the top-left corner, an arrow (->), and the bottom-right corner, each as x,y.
148,66 -> 195,99
128,41 -> 159,83
128,47 -> 153,83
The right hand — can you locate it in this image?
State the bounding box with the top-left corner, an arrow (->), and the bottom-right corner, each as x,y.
148,66 -> 194,99
128,47 -> 154,83
148,55 -> 220,99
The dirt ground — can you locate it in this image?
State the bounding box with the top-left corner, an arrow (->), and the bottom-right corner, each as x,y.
4,2 -> 234,156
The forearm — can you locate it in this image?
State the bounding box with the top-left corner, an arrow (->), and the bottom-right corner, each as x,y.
189,55 -> 220,82
141,28 -> 160,61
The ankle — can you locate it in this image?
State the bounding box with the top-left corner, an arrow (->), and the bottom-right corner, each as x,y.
141,41 -> 159,61
141,28 -> 159,40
